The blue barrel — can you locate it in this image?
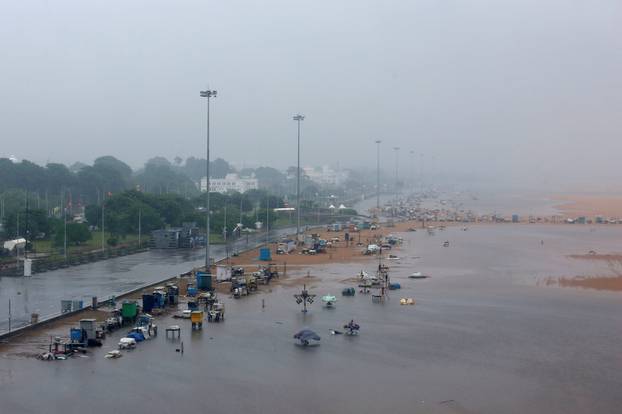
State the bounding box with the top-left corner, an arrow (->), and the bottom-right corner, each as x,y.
142,294 -> 155,314
70,328 -> 83,342
152,292 -> 163,307
196,272 -> 212,290
187,287 -> 197,297
259,247 -> 272,261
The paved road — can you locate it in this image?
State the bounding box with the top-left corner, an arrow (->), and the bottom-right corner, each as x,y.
0,226 -> 296,333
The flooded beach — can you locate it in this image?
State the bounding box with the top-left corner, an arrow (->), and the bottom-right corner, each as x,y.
4,0 -> 622,411
2,224 -> 621,414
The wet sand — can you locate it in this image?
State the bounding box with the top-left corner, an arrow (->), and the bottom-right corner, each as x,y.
224,222 -> 420,274
546,253 -> 622,291
553,194 -> 622,217
2,224 -> 622,414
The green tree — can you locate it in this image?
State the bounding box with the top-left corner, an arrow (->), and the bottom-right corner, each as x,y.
54,222 -> 91,246
85,204 -> 101,227
1,208 -> 51,239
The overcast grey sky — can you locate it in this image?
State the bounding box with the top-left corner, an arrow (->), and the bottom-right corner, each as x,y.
1,0 -> 621,189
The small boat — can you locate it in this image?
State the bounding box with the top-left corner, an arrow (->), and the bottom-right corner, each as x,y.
409,272 -> 429,279
322,295 -> 337,308
399,298 -> 415,305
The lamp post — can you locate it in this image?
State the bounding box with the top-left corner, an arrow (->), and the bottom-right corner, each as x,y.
138,208 -> 142,248
293,114 -> 305,243
409,150 -> 415,191
101,200 -> 105,252
419,153 -> 424,192
393,147 -> 400,216
375,140 -> 382,210
200,89 -> 217,273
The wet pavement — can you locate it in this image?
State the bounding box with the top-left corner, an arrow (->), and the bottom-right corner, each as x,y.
1,224 -> 621,413
0,227 -> 296,333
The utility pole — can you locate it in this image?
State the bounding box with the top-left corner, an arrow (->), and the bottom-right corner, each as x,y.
200,89 -> 217,273
393,147 -> 400,217
239,194 -> 243,238
265,196 -> 270,245
101,200 -> 105,252
223,202 -> 228,260
64,206 -> 67,260
293,114 -> 305,244
419,154 -> 423,191
409,150 -> 415,191
24,191 -> 28,260
375,140 -> 382,210
138,208 -> 142,248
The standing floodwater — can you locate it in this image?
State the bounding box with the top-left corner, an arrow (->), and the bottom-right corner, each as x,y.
1,224 -> 622,414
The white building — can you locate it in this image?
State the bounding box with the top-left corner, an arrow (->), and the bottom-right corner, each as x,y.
199,173 -> 258,194
303,165 -> 349,186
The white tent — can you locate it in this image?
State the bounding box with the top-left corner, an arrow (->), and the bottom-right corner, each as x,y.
338,204 -> 347,209
328,204 -> 336,209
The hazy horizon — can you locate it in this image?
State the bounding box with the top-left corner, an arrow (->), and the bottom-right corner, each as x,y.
1,1 -> 621,191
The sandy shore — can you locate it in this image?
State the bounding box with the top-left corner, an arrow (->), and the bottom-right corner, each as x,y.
220,223 -> 415,274
553,194 -> 622,218
546,253 -> 622,291
554,276 -> 622,291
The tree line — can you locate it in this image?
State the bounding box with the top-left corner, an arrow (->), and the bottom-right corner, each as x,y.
0,155 -> 327,220
1,188 -> 285,252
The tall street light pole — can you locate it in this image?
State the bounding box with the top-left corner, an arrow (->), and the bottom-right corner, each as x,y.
419,153 -> 424,192
293,114 -> 305,243
200,89 -> 217,273
409,150 -> 415,191
393,147 -> 400,216
101,200 -> 105,252
375,140 -> 381,211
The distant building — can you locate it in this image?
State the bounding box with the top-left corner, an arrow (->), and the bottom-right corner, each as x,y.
199,173 -> 258,194
302,166 -> 349,186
